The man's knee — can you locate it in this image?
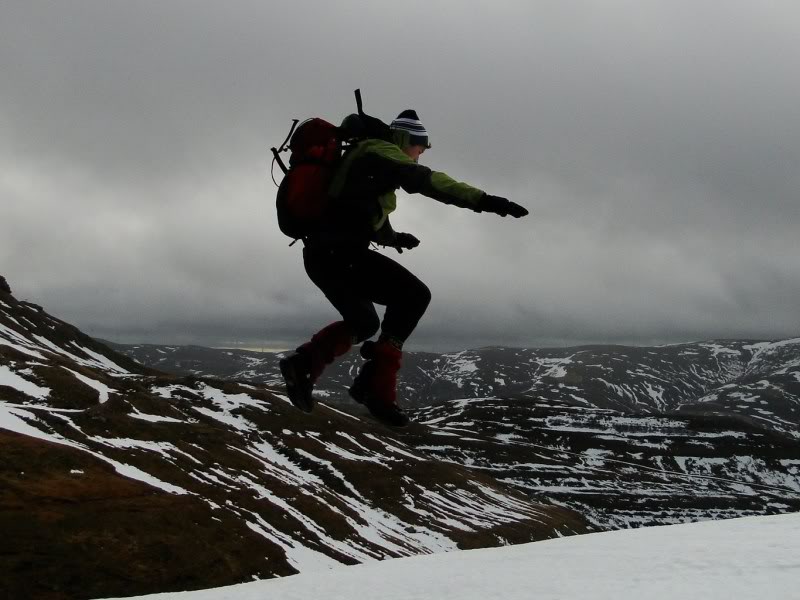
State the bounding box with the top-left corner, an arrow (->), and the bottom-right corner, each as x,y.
351,313 -> 380,343
412,280 -> 432,315
419,282 -> 432,311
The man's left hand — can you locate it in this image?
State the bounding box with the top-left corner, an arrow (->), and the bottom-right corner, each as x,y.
394,232 -> 420,253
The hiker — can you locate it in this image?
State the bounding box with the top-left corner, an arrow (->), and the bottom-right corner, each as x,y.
280,109 -> 528,426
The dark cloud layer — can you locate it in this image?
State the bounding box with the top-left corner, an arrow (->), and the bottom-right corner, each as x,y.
2,1 -> 799,351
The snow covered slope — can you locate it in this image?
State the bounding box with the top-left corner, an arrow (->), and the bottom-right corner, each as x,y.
414,396 -> 800,529
99,512 -> 800,600
1,280 -> 585,600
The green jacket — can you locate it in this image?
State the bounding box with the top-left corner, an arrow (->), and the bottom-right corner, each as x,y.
317,137 -> 486,247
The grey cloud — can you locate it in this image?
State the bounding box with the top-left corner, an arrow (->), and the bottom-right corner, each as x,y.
2,1 -> 799,351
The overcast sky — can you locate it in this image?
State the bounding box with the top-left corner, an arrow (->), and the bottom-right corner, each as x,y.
2,1 -> 799,352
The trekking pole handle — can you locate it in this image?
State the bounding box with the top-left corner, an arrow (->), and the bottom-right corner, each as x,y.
355,89 -> 364,115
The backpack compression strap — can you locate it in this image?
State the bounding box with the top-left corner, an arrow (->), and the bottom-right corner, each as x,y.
271,119 -> 299,181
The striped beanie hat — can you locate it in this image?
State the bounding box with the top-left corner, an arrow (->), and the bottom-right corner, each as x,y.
390,110 -> 431,148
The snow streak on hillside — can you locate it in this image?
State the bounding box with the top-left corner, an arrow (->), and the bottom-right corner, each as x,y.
100,512 -> 800,600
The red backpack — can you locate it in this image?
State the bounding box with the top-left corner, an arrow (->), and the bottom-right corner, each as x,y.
271,91 -> 391,242
272,118 -> 341,241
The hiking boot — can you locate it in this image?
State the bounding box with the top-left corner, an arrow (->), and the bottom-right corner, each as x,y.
282,321 -> 355,413
367,401 -> 410,428
349,339 -> 410,427
279,351 -> 314,412
350,369 -> 411,427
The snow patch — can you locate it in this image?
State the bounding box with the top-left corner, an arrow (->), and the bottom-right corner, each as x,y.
62,367 -> 114,403
0,364 -> 50,400
106,513 -> 800,600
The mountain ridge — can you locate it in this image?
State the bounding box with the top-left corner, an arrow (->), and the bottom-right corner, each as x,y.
109,337 -> 800,439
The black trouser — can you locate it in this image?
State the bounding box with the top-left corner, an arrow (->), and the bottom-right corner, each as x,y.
303,245 -> 432,345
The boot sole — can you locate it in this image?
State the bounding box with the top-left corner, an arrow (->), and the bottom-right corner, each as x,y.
369,411 -> 410,428
373,415 -> 410,428
352,388 -> 409,428
349,366 -> 408,427
279,358 -> 314,413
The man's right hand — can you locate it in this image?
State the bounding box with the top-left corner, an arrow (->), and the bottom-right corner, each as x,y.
480,194 -> 529,218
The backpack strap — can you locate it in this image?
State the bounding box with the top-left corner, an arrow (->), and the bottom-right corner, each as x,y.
271,147 -> 288,176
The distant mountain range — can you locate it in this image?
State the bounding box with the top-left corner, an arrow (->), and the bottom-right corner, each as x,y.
2,274 -> 799,599
109,337 -> 800,439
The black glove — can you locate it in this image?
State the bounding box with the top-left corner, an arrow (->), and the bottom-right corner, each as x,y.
394,232 -> 420,253
479,194 -> 529,218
